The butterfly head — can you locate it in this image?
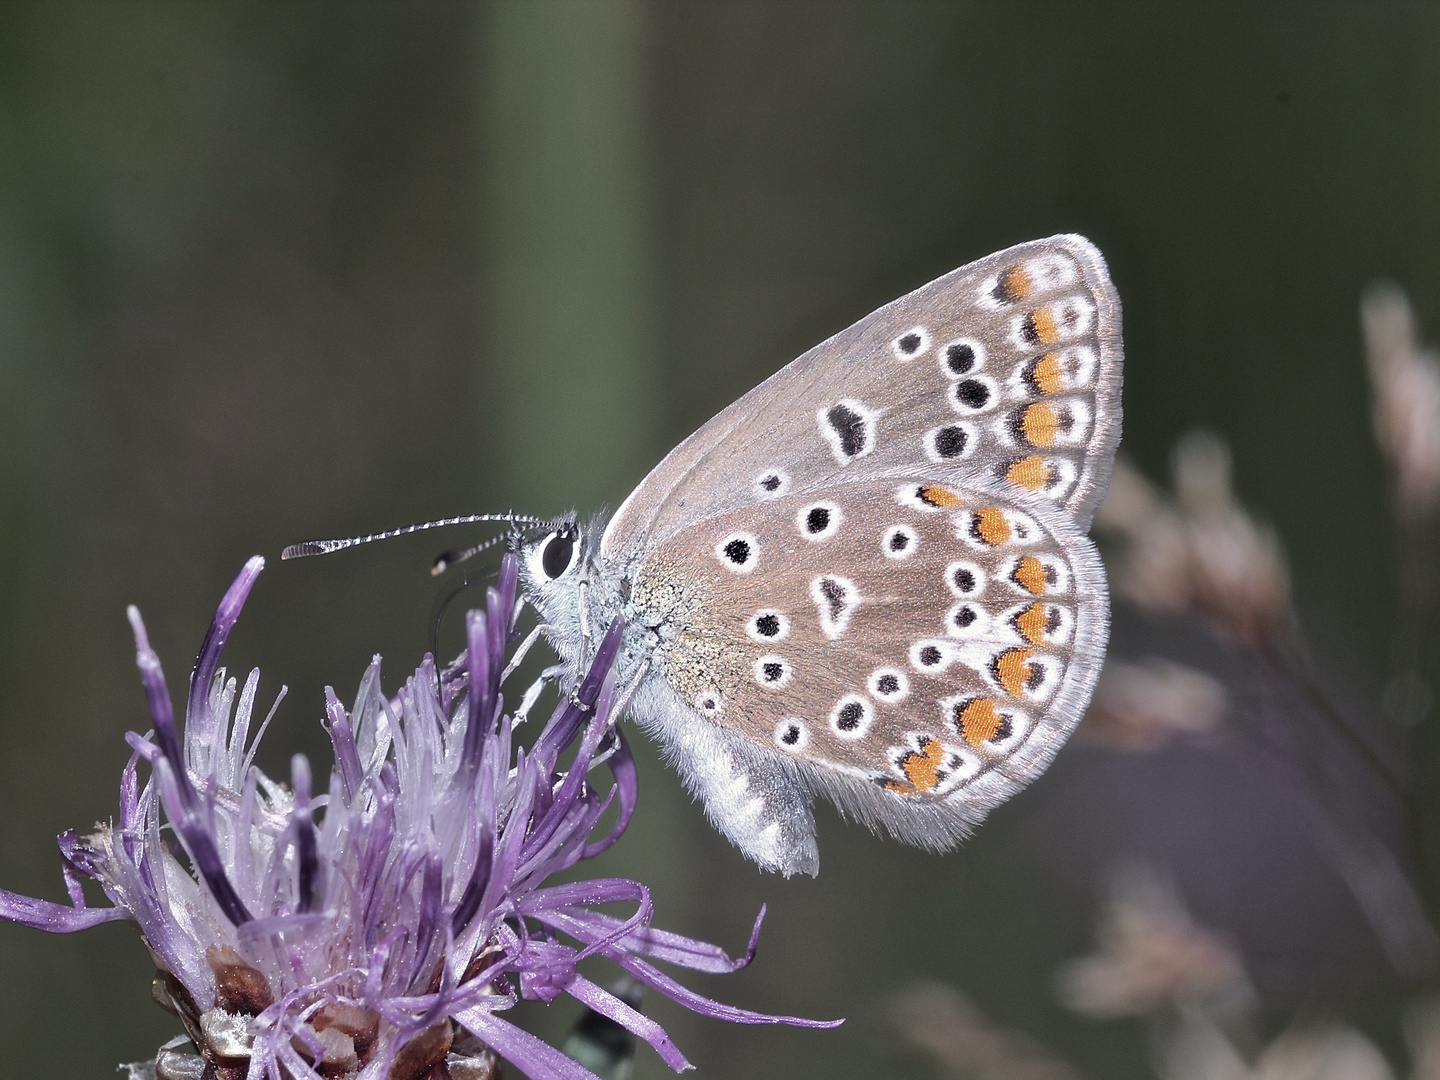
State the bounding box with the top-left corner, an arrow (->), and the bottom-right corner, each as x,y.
520,518 -> 582,583
513,513 -> 617,670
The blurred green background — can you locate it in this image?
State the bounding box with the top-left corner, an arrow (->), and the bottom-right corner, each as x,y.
1,3 -> 1438,1077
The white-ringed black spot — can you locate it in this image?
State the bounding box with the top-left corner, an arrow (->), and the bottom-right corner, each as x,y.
946,342 -> 975,373
910,639 -> 960,672
754,470 -> 790,499
818,398 -> 876,463
715,532 -> 759,574
695,691 -> 722,714
798,501 -> 841,541
952,379 -> 991,410
923,421 -> 976,464
936,426 -> 967,456
947,562 -> 980,595
828,405 -> 866,455
811,574 -> 859,639
747,609 -> 790,642
775,718 -> 809,752
891,326 -> 930,360
829,694 -> 874,739
868,667 -> 910,703
755,655 -> 793,688
946,601 -> 990,639
882,524 -> 919,561
939,337 -> 986,378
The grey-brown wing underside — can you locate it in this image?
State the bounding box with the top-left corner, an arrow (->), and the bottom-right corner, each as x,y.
602,234 -> 1122,563
629,472 -> 1107,855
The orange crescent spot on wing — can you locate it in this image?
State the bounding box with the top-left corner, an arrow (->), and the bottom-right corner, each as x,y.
972,507 -> 1012,545
994,647 -> 1036,697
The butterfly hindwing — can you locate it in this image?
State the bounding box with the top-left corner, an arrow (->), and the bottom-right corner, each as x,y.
602,234 -> 1122,565
630,472 -> 1107,854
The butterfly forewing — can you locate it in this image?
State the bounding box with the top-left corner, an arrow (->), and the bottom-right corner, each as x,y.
632,473 -> 1107,817
602,234 -> 1121,565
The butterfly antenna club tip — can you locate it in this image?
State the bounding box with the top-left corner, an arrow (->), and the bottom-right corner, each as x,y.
282,539 -> 345,560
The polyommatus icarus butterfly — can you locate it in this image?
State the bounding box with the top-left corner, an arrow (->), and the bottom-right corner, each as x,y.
290,235 -> 1122,877
515,235 -> 1121,876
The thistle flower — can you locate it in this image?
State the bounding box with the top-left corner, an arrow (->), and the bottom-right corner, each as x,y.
0,555 -> 838,1079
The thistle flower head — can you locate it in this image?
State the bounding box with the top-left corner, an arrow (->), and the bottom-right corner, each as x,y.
1,555 -> 838,1079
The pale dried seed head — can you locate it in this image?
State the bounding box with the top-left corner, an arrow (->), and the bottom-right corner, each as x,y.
1363,282 -> 1440,516
889,981 -> 1081,1080
1080,659 -> 1227,750
1172,431 -> 1233,520
1055,866 -> 1252,1020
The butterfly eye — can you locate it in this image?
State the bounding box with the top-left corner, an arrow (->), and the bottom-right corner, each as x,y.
539,528 -> 578,580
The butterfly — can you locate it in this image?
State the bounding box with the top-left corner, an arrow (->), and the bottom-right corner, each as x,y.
513,234 -> 1122,877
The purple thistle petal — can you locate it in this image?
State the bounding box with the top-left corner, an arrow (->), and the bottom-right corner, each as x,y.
455,1007 -> 608,1080
534,617 -> 625,762
323,686 -> 362,804
486,583 -> 508,692
463,607 -> 493,776
186,556 -> 264,733
126,606 -> 188,804
290,754 -> 319,912
56,832 -> 91,907
412,847 -> 444,980
521,708 -> 612,868
581,729 -> 637,859
566,974 -> 692,1072
0,888 -> 125,932
154,757 -> 252,926
495,554 -> 519,637
586,945 -> 843,1029
538,906 -> 760,975
450,828 -> 494,938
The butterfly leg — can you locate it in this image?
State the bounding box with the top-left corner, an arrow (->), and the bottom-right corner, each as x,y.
575,577 -> 593,670
587,655 -> 653,772
610,656 -> 651,726
500,623 -> 547,684
514,663 -> 566,726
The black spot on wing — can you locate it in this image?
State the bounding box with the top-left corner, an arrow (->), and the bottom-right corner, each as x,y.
826,403 -> 869,458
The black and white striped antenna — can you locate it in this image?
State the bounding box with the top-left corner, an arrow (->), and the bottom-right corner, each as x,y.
281,513 -> 558,565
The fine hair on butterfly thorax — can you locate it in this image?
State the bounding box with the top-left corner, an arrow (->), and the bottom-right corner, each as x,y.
289,234 -> 1122,879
